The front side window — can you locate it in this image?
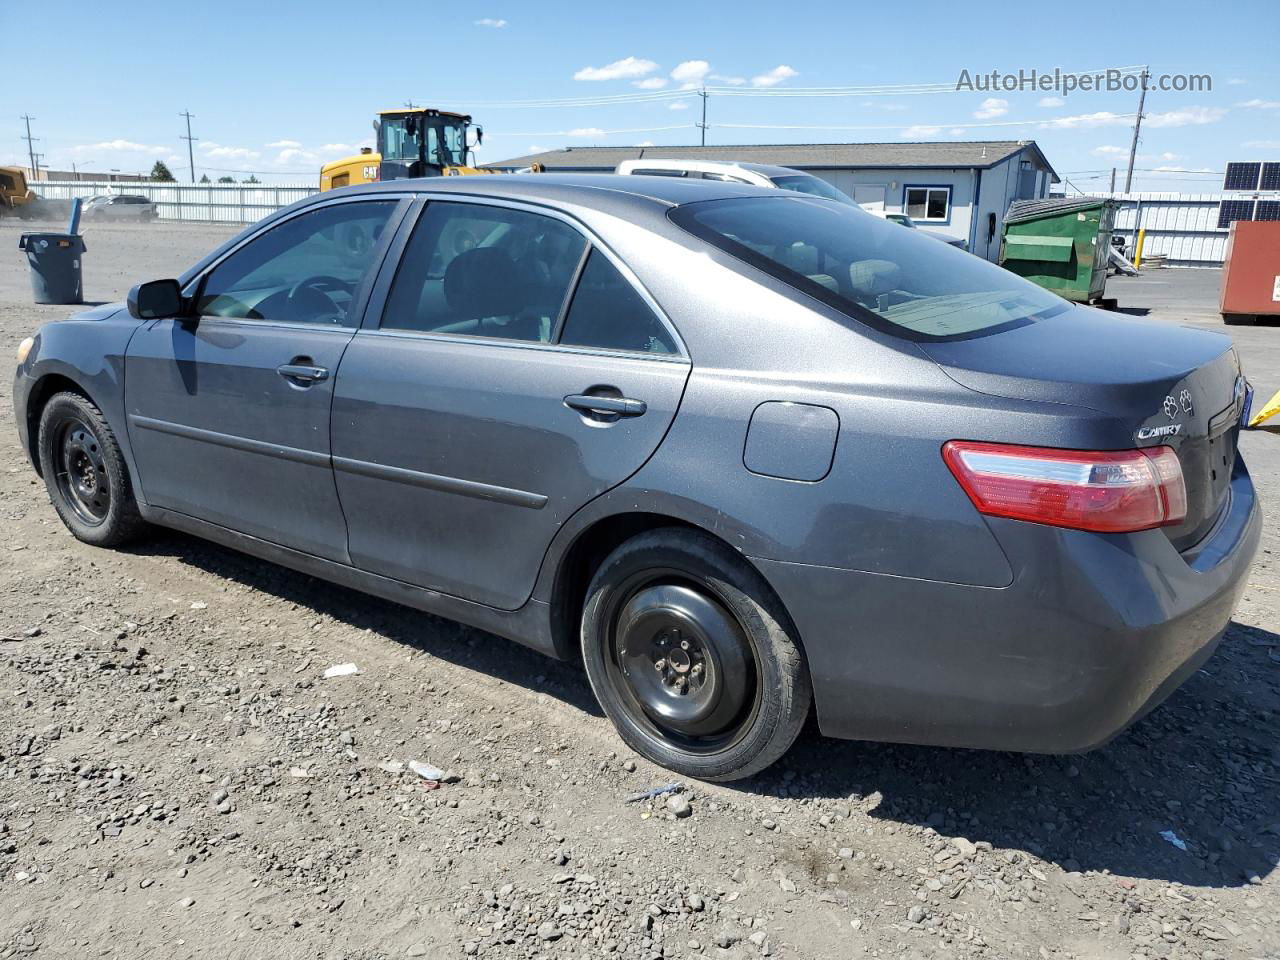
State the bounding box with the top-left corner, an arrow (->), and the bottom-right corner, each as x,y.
560,250 -> 676,354
197,200 -> 397,326
382,202 -> 586,342
904,186 -> 950,222
379,116 -> 421,163
671,196 -> 1068,340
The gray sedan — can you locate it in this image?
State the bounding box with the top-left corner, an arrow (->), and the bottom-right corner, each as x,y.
12,175 -> 1260,781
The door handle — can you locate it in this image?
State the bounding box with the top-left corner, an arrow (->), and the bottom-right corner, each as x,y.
564,394 -> 647,418
277,362 -> 329,384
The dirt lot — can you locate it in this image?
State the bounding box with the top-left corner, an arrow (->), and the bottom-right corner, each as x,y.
1,220 -> 1278,960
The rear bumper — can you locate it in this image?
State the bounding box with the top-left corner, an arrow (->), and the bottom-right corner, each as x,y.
752,460 -> 1261,753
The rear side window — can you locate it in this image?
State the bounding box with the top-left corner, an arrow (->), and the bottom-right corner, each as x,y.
671,196 -> 1068,340
559,250 -> 676,354
382,202 -> 586,343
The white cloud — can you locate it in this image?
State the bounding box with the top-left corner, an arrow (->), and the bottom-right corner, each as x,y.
949,128 -> 967,136
972,97 -> 1008,120
574,57 -> 657,82
901,125 -> 942,138
1144,106 -> 1227,128
317,143 -> 356,154
633,77 -> 668,90
266,139 -> 302,149
1037,96 -> 1065,108
1091,144 -> 1128,157
276,148 -> 319,165
474,17 -> 506,27
1152,165 -> 1215,173
1236,98 -> 1280,110
751,65 -> 797,88
1093,145 -> 1184,163
199,142 -> 261,161
636,140 -> 655,147
668,101 -> 688,111
71,139 -> 168,155
528,144 -> 548,154
1228,77 -> 1247,85
1244,139 -> 1280,149
565,127 -> 606,137
1039,111 -> 1130,129
671,60 -> 711,87
711,74 -> 746,86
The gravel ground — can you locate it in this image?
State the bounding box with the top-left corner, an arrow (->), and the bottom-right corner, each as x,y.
1,220 -> 1278,960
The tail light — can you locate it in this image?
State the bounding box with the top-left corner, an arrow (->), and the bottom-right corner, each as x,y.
943,441 -> 1187,533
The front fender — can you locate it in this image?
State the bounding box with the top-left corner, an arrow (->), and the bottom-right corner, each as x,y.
16,307 -> 147,496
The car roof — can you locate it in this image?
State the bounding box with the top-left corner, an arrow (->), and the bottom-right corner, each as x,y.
328,172 -> 778,214
616,158 -> 820,181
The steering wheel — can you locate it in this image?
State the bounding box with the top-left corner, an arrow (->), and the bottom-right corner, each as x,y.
286,275 -> 349,322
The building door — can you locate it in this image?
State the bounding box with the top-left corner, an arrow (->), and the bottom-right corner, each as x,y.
853,185 -> 887,213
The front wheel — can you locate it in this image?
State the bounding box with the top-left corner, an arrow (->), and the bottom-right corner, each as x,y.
37,392 -> 146,547
581,528 -> 811,782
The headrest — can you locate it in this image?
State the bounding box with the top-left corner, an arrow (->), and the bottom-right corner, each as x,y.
444,247 -> 522,318
848,259 -> 901,297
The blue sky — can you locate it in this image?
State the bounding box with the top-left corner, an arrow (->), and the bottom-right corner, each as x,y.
3,0 -> 1276,190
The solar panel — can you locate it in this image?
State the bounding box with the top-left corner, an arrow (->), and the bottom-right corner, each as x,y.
1218,199 -> 1255,228
1224,162 -> 1261,191
1261,163 -> 1280,191
1256,200 -> 1280,222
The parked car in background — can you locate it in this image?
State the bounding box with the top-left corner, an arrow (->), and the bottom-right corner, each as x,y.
84,194 -> 157,221
13,175 -> 1259,782
616,158 -> 858,204
878,210 -> 968,249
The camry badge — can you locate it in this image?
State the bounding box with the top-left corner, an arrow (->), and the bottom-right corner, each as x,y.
1138,423 -> 1183,441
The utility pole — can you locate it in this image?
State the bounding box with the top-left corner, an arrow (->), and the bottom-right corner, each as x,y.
1109,168 -> 1117,193
21,115 -> 38,179
32,153 -> 45,181
1123,67 -> 1150,193
180,111 -> 198,183
697,88 -> 709,146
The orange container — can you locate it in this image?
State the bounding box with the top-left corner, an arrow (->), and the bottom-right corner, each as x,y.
1221,220 -> 1280,322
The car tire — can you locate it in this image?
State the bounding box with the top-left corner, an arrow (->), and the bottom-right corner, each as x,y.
581,528 -> 812,782
37,392 -> 147,548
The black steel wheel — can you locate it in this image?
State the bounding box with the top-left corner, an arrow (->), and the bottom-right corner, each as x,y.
38,392 -> 146,547
582,528 -> 811,782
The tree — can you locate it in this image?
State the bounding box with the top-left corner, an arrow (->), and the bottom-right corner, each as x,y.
150,161 -> 176,182
217,176 -> 235,184
242,174 -> 261,184
198,174 -> 211,184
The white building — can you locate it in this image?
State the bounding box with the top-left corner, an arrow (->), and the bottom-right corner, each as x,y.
488,140 -> 1059,262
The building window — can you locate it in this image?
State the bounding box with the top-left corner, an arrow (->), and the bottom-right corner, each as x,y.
903,185 -> 951,223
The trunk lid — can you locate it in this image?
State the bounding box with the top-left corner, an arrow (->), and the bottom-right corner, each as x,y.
920,306 -> 1245,551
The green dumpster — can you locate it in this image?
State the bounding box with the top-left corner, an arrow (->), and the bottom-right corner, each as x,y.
999,197 -> 1116,304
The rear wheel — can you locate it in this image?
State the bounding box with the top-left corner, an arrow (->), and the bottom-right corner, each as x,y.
37,392 -> 146,547
581,528 -> 811,782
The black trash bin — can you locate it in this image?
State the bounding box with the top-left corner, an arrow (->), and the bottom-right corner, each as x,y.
18,232 -> 86,305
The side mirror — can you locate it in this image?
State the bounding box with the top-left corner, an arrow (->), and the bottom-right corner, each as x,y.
127,279 -> 185,320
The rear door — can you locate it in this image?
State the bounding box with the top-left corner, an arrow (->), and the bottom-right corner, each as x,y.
124,197 -> 403,562
331,198 -> 690,610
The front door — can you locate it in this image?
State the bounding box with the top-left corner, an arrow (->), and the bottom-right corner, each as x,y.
853,184 -> 887,213
331,199 -> 690,610
124,198 -> 401,562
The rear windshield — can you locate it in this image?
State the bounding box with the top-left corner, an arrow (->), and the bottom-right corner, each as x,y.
670,196 -> 1069,340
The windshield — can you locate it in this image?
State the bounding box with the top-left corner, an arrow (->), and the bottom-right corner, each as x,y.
379,116 -> 422,163
769,174 -> 856,205
671,196 -> 1069,340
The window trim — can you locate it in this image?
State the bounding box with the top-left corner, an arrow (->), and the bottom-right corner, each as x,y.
366,193 -> 688,360
181,195 -> 411,331
902,184 -> 952,225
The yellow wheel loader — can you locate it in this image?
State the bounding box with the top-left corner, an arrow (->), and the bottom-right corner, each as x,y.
320,108 -> 495,191
0,167 -> 38,218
